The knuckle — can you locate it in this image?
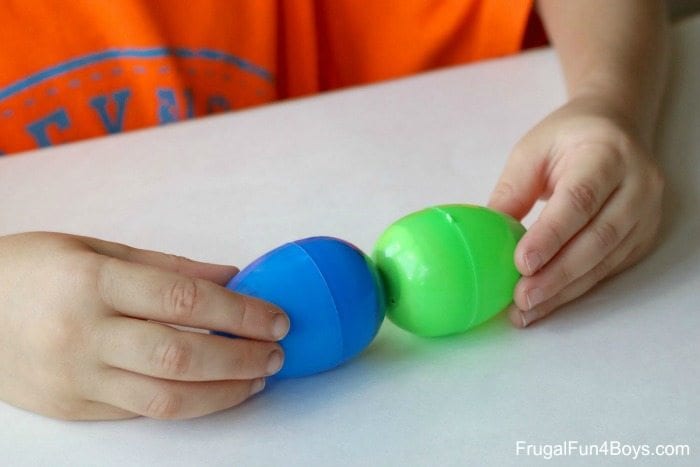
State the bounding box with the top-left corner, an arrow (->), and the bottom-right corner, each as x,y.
604,147 -> 624,170
566,182 -> 598,216
145,388 -> 182,419
592,221 -> 619,251
163,277 -> 200,320
492,180 -> 514,199
153,337 -> 193,377
492,180 -> 528,214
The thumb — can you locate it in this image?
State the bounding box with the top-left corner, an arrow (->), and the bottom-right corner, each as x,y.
78,236 -> 239,285
487,145 -> 546,220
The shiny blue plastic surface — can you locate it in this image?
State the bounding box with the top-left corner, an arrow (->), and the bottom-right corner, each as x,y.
214,237 -> 385,378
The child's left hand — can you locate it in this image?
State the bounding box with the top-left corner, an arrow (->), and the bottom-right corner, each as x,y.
488,95 -> 665,327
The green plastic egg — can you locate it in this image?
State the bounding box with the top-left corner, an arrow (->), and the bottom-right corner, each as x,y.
372,204 -> 525,337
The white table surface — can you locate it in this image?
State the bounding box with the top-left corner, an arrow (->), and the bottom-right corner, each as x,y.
1,15 -> 699,467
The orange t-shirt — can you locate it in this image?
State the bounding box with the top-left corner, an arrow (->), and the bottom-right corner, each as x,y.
0,0 -> 534,155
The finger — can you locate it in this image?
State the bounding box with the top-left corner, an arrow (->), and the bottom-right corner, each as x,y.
488,144 -> 547,220
514,184 -> 639,311
609,236 -> 657,278
506,304 -> 524,328
514,229 -> 641,327
609,199 -> 663,277
96,317 -> 283,381
80,236 -> 237,285
71,400 -> 137,421
95,368 -> 265,420
514,149 -> 624,276
96,257 -> 289,341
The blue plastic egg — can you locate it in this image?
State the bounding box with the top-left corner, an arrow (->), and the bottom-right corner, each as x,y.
215,237 -> 385,378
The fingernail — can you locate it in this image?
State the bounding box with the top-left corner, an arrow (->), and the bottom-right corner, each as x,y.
271,314 -> 290,340
518,310 -> 530,327
266,349 -> 284,375
524,251 -> 542,274
251,378 -> 266,395
520,308 -> 539,327
506,304 -> 524,328
526,287 -> 543,310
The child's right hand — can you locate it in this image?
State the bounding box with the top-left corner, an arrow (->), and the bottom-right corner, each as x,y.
0,232 -> 289,420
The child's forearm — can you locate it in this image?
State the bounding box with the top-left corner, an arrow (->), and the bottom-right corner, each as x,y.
537,0 -> 670,146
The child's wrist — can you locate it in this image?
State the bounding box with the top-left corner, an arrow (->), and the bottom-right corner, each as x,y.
567,83 -> 654,147
568,72 -> 659,146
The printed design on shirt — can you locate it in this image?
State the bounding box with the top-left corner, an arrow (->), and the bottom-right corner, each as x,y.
0,47 -> 276,155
